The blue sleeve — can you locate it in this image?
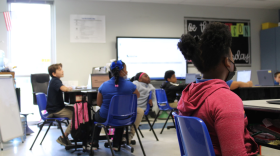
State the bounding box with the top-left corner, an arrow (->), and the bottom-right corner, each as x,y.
53,79 -> 63,91
226,80 -> 233,87
131,83 -> 137,93
98,83 -> 104,94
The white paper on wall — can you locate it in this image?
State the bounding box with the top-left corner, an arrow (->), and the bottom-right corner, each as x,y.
70,14 -> 106,43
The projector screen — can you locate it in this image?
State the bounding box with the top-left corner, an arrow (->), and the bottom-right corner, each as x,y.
116,37 -> 187,80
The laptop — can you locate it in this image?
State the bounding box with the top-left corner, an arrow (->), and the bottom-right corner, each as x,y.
257,70 -> 275,86
237,70 -> 251,83
185,74 -> 201,84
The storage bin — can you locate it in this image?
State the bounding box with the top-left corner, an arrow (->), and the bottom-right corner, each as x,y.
262,23 -> 278,30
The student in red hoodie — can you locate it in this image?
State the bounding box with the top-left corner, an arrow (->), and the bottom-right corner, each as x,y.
177,22 -> 258,156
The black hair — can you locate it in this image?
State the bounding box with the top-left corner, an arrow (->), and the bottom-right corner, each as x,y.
110,61 -> 126,86
130,72 -> 144,82
275,72 -> 280,78
177,22 -> 232,73
164,70 -> 175,81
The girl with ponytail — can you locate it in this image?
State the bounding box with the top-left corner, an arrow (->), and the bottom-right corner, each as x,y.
91,60 -> 140,151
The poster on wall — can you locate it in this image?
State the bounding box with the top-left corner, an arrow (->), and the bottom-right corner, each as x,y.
70,14 -> 106,43
184,17 -> 251,66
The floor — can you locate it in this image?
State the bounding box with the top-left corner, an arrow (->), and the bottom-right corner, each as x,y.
1,120 -> 280,156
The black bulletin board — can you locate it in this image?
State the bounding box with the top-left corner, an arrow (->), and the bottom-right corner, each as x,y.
184,17 -> 251,66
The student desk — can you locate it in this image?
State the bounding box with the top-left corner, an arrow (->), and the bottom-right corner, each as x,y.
233,86 -> 280,100
243,99 -> 280,150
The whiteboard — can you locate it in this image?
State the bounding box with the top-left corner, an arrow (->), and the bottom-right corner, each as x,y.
0,75 -> 23,142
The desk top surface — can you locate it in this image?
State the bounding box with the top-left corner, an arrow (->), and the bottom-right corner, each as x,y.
66,89 -> 98,93
243,99 -> 280,111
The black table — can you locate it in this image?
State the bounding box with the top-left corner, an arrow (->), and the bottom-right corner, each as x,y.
232,86 -> 280,100
64,89 -> 98,105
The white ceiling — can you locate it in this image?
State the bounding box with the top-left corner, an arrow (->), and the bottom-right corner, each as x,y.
81,0 -> 280,9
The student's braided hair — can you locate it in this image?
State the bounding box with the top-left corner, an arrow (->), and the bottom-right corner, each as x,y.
110,60 -> 125,87
177,22 -> 232,73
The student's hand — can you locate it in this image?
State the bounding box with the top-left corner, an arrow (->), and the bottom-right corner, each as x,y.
149,99 -> 153,106
68,87 -> 73,91
246,81 -> 253,87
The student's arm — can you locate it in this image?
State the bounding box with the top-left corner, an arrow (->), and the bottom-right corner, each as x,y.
97,92 -> 103,107
133,89 -> 140,98
230,81 -> 253,90
167,84 -> 186,92
60,86 -> 72,92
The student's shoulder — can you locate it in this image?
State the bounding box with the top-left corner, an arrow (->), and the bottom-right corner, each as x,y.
49,77 -> 62,85
208,88 -> 243,111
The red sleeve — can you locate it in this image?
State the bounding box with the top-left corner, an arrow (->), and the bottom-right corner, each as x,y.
212,90 -> 248,156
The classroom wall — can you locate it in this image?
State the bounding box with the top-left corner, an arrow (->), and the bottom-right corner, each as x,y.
0,1 -> 278,85
55,0 -> 278,85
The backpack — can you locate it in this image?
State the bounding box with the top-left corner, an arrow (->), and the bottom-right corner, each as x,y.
71,95 -> 92,143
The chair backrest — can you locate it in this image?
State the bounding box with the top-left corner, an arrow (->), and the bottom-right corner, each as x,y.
144,91 -> 152,116
155,89 -> 173,110
31,74 -> 50,104
31,74 -> 50,94
104,94 -> 137,127
172,112 -> 215,156
36,93 -> 49,120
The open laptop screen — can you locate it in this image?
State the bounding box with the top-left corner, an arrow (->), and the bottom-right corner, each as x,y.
237,71 -> 251,83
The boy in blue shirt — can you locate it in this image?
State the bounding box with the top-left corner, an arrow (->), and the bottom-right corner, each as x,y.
46,63 -> 73,146
274,72 -> 280,85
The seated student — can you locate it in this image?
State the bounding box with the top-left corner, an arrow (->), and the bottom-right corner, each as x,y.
177,22 -> 258,156
92,60 -> 140,150
227,79 -> 253,90
46,63 -> 73,146
274,71 -> 280,85
161,70 -> 187,108
129,72 -> 156,142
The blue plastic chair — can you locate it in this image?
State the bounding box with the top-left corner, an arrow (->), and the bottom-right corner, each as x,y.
30,93 -> 70,150
172,112 -> 215,156
137,91 -> 159,141
150,89 -> 176,134
90,94 -> 146,156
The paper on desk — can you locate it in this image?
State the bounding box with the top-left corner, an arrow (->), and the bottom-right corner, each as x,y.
263,118 -> 273,127
63,81 -> 78,88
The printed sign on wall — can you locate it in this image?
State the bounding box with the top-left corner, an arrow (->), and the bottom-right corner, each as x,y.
185,18 -> 251,66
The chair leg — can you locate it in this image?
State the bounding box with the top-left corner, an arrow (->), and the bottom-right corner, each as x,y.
133,124 -> 146,156
150,110 -> 161,131
160,111 -> 173,134
145,115 -> 159,141
125,127 -> 129,145
30,121 -> 46,150
102,126 -> 115,156
90,123 -> 97,155
56,121 -> 68,145
171,110 -> 175,127
40,122 -> 53,145
138,127 -> 144,138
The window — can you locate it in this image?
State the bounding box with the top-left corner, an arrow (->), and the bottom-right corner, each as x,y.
9,3 -> 54,121
10,3 -> 53,75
